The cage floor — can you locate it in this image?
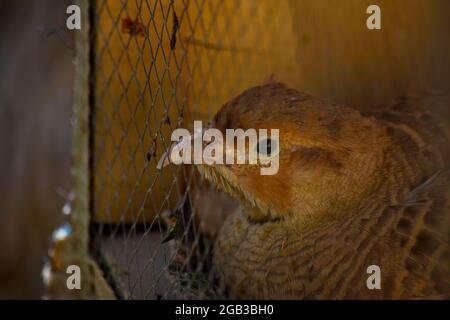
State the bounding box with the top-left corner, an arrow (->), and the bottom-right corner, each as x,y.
99,230 -> 176,299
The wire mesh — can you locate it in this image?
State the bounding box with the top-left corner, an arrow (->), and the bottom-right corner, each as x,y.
72,0 -> 450,300
85,0 -> 450,300
89,0 -> 296,299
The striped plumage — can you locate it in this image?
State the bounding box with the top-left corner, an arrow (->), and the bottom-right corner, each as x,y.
198,83 -> 450,299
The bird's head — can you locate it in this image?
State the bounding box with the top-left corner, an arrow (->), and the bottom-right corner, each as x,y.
160,83 -> 397,227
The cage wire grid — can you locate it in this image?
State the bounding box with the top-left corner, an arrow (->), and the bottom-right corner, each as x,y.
39,0 -> 450,300
85,0 -> 296,300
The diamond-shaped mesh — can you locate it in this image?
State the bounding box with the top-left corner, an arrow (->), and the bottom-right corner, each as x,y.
90,0 -> 297,299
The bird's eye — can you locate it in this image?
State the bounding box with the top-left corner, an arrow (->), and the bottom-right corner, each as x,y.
256,138 -> 278,157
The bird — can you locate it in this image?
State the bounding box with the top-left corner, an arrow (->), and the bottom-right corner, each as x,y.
160,83 -> 450,299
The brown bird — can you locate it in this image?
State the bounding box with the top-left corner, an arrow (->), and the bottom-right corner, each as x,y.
162,83 -> 450,299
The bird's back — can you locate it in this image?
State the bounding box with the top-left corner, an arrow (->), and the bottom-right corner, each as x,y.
368,92 -> 450,172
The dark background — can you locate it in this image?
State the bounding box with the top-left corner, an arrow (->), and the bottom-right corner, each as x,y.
0,1 -> 73,298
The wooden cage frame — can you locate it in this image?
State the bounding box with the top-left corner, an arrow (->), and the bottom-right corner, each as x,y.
43,0 -> 450,300
44,0 -> 115,299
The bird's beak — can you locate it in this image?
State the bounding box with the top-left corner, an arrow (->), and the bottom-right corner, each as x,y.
156,143 -> 175,170
156,128 -> 204,170
157,125 -> 246,170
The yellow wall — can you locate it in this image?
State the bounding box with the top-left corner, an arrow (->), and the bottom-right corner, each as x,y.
94,1 -> 185,224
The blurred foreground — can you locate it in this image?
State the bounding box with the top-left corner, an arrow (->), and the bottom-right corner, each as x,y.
0,1 -> 73,298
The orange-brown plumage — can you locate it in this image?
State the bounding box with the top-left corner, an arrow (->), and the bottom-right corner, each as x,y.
196,83 -> 450,299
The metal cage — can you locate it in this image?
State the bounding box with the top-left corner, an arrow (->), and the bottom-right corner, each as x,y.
44,0 -> 450,300
45,0 -> 299,300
